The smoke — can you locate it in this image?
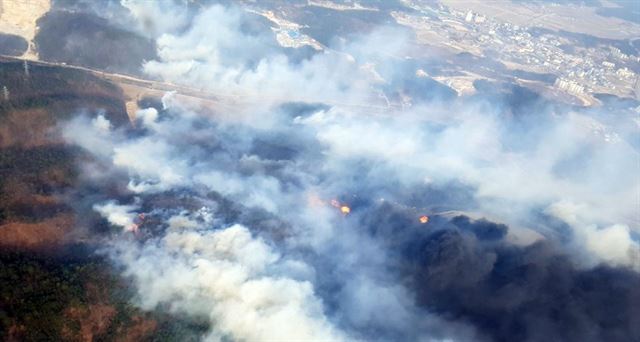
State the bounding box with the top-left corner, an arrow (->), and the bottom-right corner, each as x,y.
112,223 -> 346,341
60,1 -> 640,341
137,4 -> 408,111
360,204 -> 640,342
93,200 -> 139,232
120,0 -> 191,38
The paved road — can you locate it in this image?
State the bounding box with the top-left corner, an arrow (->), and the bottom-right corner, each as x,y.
1,55 -> 403,112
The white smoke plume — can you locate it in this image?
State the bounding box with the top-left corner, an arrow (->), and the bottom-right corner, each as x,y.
113,223 -> 346,341
60,0 -> 640,340
93,200 -> 139,232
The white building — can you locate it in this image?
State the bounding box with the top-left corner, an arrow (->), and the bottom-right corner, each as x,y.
465,10 -> 474,22
555,78 -> 584,95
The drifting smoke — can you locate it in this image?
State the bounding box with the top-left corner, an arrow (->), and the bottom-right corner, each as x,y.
61,1 -> 640,341
93,200 -> 139,232
113,224 -> 346,341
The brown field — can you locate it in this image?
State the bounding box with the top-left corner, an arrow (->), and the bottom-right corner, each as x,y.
0,108 -> 62,147
0,213 -> 73,249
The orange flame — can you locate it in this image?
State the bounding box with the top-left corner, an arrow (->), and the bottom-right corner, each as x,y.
127,213 -> 146,233
340,205 -> 351,215
419,215 -> 429,224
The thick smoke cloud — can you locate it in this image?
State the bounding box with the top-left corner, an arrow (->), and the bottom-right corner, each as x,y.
61,1 -> 640,341
361,204 -> 640,342
113,223 -> 346,341
135,4 -> 407,111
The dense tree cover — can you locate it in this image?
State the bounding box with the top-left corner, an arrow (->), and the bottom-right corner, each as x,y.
0,250 -> 213,340
0,59 -> 212,340
0,146 -> 77,223
0,59 -> 129,223
0,59 -> 127,125
0,252 -> 102,339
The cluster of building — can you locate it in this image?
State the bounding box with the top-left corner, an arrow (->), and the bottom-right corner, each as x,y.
307,0 -> 377,12
397,0 -> 640,102
554,78 -> 585,95
248,9 -> 324,51
464,10 -> 485,24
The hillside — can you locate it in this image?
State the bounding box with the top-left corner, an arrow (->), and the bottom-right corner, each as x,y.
0,59 -> 179,340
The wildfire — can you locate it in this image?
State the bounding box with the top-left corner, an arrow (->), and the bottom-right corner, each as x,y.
128,213 -> 146,233
419,215 -> 429,224
340,205 -> 351,215
330,199 -> 351,215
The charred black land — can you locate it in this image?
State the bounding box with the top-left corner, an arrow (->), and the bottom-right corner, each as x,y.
34,11 -> 157,76
0,34 -> 28,56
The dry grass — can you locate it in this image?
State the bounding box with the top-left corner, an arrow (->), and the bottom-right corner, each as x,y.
116,316 -> 158,342
0,213 -> 73,249
0,108 -> 62,147
62,304 -> 117,342
61,282 -> 158,341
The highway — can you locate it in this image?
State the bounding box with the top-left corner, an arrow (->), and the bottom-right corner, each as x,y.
0,54 -> 403,113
